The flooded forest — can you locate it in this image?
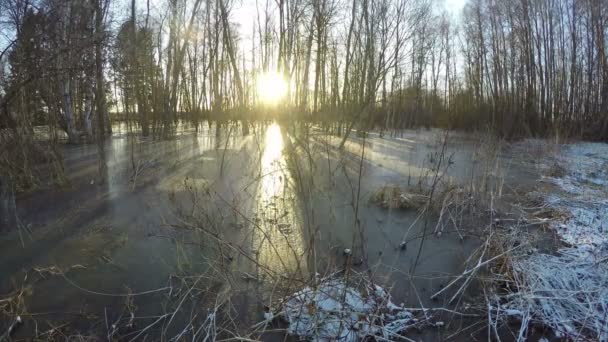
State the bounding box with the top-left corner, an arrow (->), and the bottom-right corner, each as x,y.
0,0 -> 607,341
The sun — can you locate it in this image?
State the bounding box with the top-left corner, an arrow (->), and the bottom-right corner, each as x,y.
257,71 -> 287,105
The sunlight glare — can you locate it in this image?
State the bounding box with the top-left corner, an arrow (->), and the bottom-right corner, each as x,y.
260,123 -> 285,198
257,72 -> 287,105
256,123 -> 306,277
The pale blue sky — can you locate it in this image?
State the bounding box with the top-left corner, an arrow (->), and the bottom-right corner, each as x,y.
1,0 -> 468,68
444,0 -> 468,14
231,0 -> 468,45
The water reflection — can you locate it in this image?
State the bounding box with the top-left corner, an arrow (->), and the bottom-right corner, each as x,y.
253,123 -> 306,278
260,124 -> 285,198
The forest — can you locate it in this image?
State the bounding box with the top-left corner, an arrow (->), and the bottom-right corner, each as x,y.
0,0 -> 606,139
0,0 -> 607,341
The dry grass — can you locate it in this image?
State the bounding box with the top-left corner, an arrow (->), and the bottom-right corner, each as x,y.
369,185 -> 428,210
546,161 -> 567,178
2,125 -> 575,341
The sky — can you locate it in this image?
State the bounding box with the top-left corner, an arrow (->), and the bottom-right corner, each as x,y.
137,0 -> 469,40
444,0 -> 468,15
0,0 -> 468,70
229,0 -> 468,58
231,0 -> 469,34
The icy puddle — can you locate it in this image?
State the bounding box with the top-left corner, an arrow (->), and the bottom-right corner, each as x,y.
281,273 -> 416,341
2,125 -> 579,340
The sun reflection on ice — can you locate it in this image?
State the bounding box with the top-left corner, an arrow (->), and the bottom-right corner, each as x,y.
260,123 -> 285,198
253,123 -> 306,277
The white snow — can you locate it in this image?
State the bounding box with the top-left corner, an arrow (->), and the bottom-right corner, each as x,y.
281,276 -> 416,341
550,202 -> 608,246
510,245 -> 608,341
545,143 -> 608,247
507,142 -> 608,341
548,143 -> 608,196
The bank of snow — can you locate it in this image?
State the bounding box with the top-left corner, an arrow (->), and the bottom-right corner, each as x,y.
545,143 -> 608,247
509,142 -> 608,340
281,275 -> 420,341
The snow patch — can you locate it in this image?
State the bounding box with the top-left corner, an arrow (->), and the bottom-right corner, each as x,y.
511,245 -> 608,341
546,143 -> 608,246
282,276 -> 416,341
508,142 -> 608,340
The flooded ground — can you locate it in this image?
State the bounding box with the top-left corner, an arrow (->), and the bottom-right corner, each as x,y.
0,122 -> 562,340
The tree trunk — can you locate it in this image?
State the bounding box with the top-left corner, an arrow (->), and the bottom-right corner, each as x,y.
95,0 -> 107,182
62,79 -> 79,143
0,175 -> 18,232
83,77 -> 95,138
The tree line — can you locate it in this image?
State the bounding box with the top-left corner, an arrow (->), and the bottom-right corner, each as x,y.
0,0 -> 606,230
461,0 -> 608,138
1,0 -> 606,141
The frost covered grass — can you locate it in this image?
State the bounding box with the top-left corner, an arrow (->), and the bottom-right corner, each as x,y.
544,143 -> 608,248
544,143 -> 608,247
548,143 -> 608,197
548,198 -> 608,247
509,245 -> 608,340
505,142 -> 608,341
281,272 -> 421,341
